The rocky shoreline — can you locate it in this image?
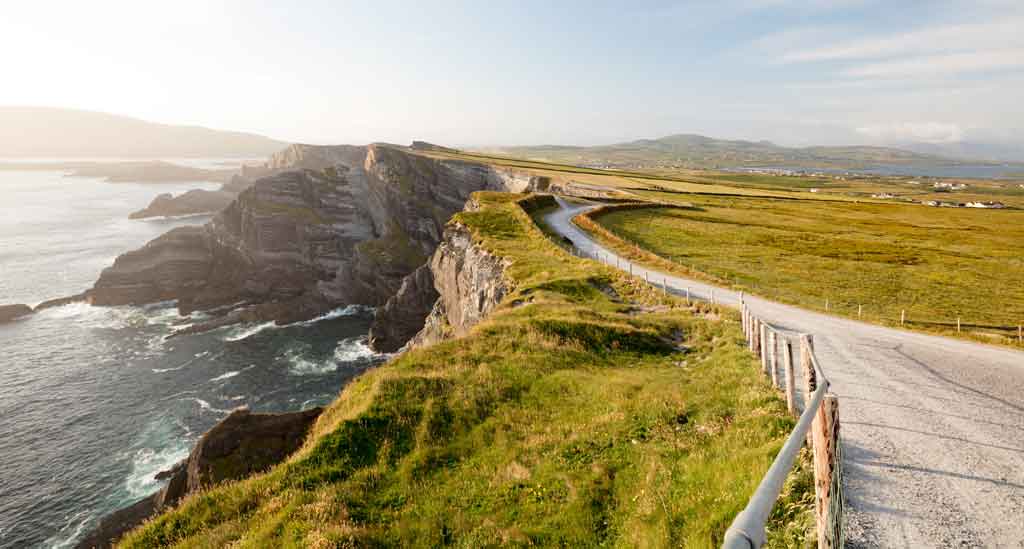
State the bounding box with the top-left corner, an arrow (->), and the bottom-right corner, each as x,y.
76,407 -> 322,549
33,141 -> 562,547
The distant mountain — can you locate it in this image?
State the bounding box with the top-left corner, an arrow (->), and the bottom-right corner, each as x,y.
0,107 -> 287,158
898,141 -> 1024,163
483,133 -> 979,170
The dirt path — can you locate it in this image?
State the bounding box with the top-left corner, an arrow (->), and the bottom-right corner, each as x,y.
544,198 -> 1024,548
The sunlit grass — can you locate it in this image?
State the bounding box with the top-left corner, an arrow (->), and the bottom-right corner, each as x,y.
587,195 -> 1024,345
119,193 -> 811,548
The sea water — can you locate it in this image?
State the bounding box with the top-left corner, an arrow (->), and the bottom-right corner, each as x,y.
0,167 -> 385,548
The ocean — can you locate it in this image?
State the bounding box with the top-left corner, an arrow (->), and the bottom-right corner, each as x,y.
0,166 -> 385,548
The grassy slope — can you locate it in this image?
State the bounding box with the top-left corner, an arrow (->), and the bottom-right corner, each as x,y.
120,193 -> 811,548
586,195 -> 1024,346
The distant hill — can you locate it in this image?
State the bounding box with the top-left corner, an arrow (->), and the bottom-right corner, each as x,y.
0,107 -> 287,158
482,133 -> 979,170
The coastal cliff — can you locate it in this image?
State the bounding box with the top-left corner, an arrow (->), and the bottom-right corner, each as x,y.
87,143 -> 547,330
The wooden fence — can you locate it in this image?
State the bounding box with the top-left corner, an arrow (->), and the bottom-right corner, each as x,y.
723,303 -> 844,549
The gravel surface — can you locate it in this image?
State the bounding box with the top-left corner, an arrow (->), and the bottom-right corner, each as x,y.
544,198 -> 1024,548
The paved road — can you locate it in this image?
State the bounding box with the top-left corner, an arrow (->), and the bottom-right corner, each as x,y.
544,198 -> 1024,548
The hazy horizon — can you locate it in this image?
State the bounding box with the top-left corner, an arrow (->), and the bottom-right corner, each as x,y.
2,1 -> 1023,149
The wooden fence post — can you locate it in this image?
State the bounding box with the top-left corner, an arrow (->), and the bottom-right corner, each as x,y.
760,324 -> 769,375
685,287 -> 690,305
769,330 -> 779,388
957,316 -> 961,333
753,319 -> 762,356
900,309 -> 905,326
813,394 -> 841,549
857,304 -> 862,319
801,334 -> 817,443
783,339 -> 796,415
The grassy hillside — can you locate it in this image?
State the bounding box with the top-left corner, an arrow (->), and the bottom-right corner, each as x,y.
120,193 -> 811,548
585,196 -> 1024,346
480,134 -> 965,170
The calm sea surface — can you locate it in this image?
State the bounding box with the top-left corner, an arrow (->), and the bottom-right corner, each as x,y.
0,166 -> 384,548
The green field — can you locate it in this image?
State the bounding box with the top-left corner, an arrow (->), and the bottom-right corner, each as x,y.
586,194 -> 1024,345
121,193 -> 812,548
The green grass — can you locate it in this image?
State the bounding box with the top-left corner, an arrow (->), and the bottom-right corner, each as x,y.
120,192 -> 811,548
586,196 -> 1024,345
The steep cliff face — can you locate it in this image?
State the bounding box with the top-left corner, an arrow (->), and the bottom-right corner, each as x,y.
369,220 -> 511,351
91,166 -> 371,318
89,143 -> 539,327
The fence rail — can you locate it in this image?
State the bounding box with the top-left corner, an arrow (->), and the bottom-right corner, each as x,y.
724,303 -> 844,549
565,241 -> 844,547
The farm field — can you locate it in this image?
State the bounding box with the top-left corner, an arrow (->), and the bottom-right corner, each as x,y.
586,194 -> 1024,345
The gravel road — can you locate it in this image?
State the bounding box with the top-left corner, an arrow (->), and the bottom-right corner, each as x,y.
544,198 -> 1024,548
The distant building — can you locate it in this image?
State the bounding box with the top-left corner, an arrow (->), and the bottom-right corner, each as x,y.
872,193 -> 896,199
965,201 -> 1006,209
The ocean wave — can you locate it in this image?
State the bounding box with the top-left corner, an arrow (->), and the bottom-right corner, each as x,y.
282,342 -> 334,375
35,302 -> 138,330
294,304 -> 375,325
43,509 -> 91,549
183,397 -> 233,415
209,370 -> 240,382
151,351 -> 213,373
124,444 -> 189,499
222,321 -> 277,342
334,336 -> 381,363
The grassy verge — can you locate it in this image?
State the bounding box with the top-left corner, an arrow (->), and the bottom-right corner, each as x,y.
120,192 -> 811,548
581,195 -> 1024,347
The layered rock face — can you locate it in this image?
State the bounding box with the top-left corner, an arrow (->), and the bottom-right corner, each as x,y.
369,220 -> 511,351
89,143 -> 544,327
77,407 -> 321,549
92,167 -> 370,317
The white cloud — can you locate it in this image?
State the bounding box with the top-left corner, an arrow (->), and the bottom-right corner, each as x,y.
779,18 -> 1024,63
842,49 -> 1024,77
856,122 -> 964,143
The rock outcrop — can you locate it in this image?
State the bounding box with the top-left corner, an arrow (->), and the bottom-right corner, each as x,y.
366,264 -> 438,352
369,219 -> 512,351
0,304 -> 33,323
89,143 -> 544,330
77,407 -> 321,549
129,189 -> 236,219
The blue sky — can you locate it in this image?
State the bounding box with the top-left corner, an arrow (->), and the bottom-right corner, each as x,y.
3,0 -> 1022,147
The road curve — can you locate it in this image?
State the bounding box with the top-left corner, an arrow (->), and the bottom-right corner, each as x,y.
543,198 -> 1024,548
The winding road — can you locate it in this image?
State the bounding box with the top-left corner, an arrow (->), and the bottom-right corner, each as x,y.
543,198 -> 1024,548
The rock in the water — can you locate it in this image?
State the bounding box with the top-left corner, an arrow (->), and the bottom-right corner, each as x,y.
78,407 -> 322,548
34,293 -> 88,311
0,304 -> 33,323
129,189 -> 236,219
74,494 -> 158,549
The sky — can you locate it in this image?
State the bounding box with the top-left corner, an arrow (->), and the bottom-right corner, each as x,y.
2,0 -> 1022,147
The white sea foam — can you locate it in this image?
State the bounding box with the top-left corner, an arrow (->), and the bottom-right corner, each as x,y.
334,336 -> 381,363
209,370 -> 240,382
294,304 -> 374,326
282,342 -> 335,375
223,321 -> 277,342
124,444 -> 189,499
186,397 -> 232,414
43,509 -> 91,549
